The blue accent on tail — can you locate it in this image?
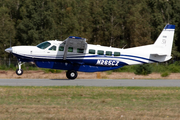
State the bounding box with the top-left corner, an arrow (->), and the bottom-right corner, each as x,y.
69,36 -> 83,39
164,24 -> 175,29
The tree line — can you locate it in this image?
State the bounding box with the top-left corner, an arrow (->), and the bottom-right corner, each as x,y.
1,0 -> 180,60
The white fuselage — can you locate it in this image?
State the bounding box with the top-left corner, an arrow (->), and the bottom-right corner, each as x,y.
10,40 -> 171,66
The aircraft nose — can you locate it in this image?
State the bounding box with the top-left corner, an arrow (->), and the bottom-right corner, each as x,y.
5,47 -> 12,53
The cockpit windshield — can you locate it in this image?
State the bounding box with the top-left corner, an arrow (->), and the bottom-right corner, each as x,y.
37,42 -> 51,49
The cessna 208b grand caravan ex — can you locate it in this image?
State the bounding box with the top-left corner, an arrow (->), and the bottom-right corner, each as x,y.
5,24 -> 175,79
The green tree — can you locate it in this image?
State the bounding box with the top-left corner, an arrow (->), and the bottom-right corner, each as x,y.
0,2 -> 15,59
100,0 -> 124,47
1,0 -> 180,61
123,0 -> 153,47
16,0 -> 58,45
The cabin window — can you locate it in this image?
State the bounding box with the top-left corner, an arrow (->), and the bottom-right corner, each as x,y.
68,47 -> 73,52
37,42 -> 51,49
89,49 -> 95,54
49,45 -> 56,51
106,51 -> 112,56
98,50 -> 104,55
114,52 -> 120,56
59,46 -> 64,51
77,48 -> 84,53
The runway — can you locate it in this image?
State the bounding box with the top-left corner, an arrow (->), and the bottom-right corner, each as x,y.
0,79 -> 180,87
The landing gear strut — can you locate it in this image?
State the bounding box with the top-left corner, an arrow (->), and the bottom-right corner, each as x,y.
16,62 -> 24,76
66,70 -> 77,79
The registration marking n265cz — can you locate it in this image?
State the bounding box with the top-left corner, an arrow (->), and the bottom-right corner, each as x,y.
96,59 -> 119,66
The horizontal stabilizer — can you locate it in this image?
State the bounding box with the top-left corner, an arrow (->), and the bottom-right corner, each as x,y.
150,53 -> 167,56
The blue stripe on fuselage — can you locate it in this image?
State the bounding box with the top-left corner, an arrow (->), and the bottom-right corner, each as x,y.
13,53 -> 158,63
12,53 -> 158,72
120,54 -> 158,63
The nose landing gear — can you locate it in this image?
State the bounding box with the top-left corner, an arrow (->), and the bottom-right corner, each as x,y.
16,62 -> 24,76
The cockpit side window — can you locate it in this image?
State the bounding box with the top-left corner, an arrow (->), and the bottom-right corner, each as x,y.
59,46 -> 64,51
37,42 -> 51,49
49,45 -> 57,51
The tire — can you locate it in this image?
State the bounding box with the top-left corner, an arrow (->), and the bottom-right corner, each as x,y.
66,70 -> 77,79
16,69 -> 23,76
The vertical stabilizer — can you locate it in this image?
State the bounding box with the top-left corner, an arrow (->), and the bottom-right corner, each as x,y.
154,24 -> 175,56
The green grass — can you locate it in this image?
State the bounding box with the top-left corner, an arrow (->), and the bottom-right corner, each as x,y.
161,71 -> 170,77
0,86 -> 180,119
2,61 -> 180,75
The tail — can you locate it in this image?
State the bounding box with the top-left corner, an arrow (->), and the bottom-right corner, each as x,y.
154,24 -> 175,56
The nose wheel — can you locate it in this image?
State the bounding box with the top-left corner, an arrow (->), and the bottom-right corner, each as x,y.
66,70 -> 77,79
16,62 -> 24,76
16,69 -> 23,75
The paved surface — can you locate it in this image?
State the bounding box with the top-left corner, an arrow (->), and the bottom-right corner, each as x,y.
0,79 -> 180,87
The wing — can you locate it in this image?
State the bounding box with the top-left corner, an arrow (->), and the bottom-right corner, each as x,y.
62,36 -> 87,60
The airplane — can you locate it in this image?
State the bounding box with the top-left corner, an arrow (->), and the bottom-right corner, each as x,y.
5,24 -> 175,79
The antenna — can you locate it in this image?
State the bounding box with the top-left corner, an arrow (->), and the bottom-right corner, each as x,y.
167,0 -> 169,23
122,44 -> 127,49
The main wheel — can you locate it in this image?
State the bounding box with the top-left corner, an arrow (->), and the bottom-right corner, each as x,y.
16,69 -> 23,76
66,70 -> 77,79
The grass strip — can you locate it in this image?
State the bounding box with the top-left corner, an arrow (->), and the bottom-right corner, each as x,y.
0,86 -> 180,119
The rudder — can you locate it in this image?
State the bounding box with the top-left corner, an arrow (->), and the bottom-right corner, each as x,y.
154,24 -> 175,56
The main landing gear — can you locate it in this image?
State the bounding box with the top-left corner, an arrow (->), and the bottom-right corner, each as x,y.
15,61 -> 78,79
16,62 -> 24,76
66,70 -> 78,79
